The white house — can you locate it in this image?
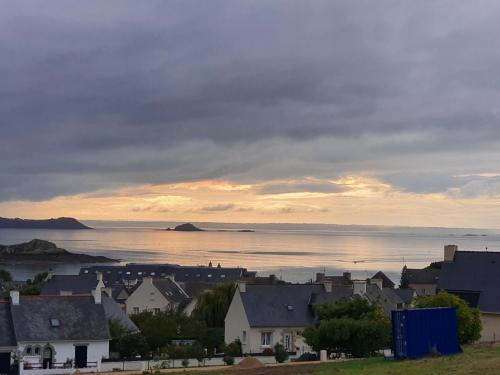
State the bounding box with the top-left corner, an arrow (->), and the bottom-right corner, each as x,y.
125,277 -> 188,315
224,282 -> 353,355
0,290 -> 110,375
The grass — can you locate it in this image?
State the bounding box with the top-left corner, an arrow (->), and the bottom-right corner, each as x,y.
315,345 -> 500,375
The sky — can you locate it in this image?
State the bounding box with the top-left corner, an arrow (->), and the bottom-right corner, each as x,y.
3,1 -> 500,227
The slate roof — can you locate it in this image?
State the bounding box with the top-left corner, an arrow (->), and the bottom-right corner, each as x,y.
41,274 -> 99,295
239,284 -> 350,328
80,264 -> 255,284
391,288 -> 415,305
438,251 -> 500,313
365,284 -> 404,315
102,295 -> 138,333
0,301 -> 16,348
152,278 -> 188,304
403,267 -> 440,284
11,295 -> 111,342
371,271 -> 395,288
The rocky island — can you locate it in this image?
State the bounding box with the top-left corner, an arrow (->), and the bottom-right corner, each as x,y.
166,223 -> 204,231
0,239 -> 117,264
0,217 -> 92,230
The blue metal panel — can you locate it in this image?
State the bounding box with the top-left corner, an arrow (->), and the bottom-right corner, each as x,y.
392,307 -> 460,359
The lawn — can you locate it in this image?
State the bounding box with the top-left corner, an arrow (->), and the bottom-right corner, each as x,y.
315,345 -> 500,375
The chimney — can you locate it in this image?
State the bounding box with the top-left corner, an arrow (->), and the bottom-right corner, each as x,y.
237,281 -> 246,293
93,287 -> 102,304
444,245 -> 458,262
97,272 -> 103,283
323,280 -> 332,293
343,272 -> 351,280
353,280 -> 367,296
316,273 -> 325,282
10,291 -> 20,305
370,278 -> 383,290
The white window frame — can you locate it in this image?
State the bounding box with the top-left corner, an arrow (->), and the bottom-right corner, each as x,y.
260,331 -> 272,347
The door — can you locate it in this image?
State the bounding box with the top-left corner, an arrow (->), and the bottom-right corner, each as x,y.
42,347 -> 53,369
0,353 -> 11,374
74,346 -> 88,368
283,333 -> 292,352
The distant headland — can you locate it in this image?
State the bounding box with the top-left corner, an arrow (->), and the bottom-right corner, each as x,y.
166,223 -> 204,232
0,239 -> 116,264
0,217 -> 92,230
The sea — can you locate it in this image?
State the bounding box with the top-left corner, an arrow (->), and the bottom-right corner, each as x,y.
0,221 -> 498,283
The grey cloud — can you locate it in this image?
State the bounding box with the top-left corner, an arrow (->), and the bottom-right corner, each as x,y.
258,181 -> 344,195
200,203 -> 236,212
3,1 -> 500,201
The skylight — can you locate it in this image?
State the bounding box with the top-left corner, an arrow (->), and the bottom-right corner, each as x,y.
50,318 -> 60,327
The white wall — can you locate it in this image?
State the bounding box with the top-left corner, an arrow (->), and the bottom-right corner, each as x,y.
19,341 -> 109,375
125,278 -> 170,315
224,290 -> 251,350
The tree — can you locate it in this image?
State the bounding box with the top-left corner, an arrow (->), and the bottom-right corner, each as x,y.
192,283 -> 236,328
116,333 -> 150,358
414,291 -> 482,344
304,297 -> 391,357
274,343 -> 289,363
400,265 -> 409,288
0,269 -> 12,282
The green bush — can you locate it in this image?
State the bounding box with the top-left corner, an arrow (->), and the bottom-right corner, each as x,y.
224,340 -> 242,357
181,358 -> 189,368
274,343 -> 289,363
223,355 -> 234,365
414,291 -> 482,344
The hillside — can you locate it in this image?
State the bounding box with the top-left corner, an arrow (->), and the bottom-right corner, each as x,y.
0,239 -> 116,264
0,217 -> 92,229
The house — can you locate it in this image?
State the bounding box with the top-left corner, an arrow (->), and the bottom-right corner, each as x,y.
125,277 -> 189,315
438,245 -> 500,342
370,271 -> 395,289
364,279 -> 414,316
41,274 -> 138,333
315,272 -> 353,287
80,263 -> 256,286
0,290 -> 110,375
224,282 -> 353,355
401,266 -> 440,296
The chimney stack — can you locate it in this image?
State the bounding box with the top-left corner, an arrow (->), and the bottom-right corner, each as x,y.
444,245 -> 458,262
343,272 -> 351,280
237,281 -> 246,293
323,281 -> 333,293
93,287 -> 102,304
353,280 -> 367,296
10,291 -> 20,305
316,273 -> 325,282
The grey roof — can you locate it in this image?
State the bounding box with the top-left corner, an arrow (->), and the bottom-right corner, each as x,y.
403,267 -> 440,284
239,284 -> 346,328
80,264 -> 255,284
371,271 -> 395,288
152,278 -> 188,304
41,274 -> 99,295
365,284 -> 404,315
11,295 -> 111,342
309,287 -> 353,305
438,251 -> 500,313
102,296 -> 138,333
0,302 -> 16,348
391,288 -> 415,305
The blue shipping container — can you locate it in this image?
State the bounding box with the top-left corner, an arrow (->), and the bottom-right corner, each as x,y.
392,307 -> 460,359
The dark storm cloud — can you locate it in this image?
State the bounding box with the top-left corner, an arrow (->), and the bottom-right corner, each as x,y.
3,1 -> 500,201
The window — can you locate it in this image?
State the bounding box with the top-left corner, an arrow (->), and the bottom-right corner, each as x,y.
83,270 -> 89,274
242,330 -> 247,344
26,346 -> 32,355
34,347 -> 40,355
133,307 -> 140,314
261,332 -> 272,347
221,274 -> 226,279
154,308 -> 161,314
151,272 -> 155,276
50,318 -> 60,327
208,274 -> 212,278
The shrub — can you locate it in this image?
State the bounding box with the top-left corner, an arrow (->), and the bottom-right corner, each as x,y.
181,358 -> 189,368
273,343 -> 289,363
223,355 -> 234,365
414,291 -> 482,344
224,340 -> 242,356
262,347 -> 273,355
294,352 -> 318,362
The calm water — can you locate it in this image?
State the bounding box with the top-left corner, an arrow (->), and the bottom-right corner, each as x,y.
0,221 -> 497,282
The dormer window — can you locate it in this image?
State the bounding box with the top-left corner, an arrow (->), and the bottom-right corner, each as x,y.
83,270 -> 89,274
221,274 -> 226,278
50,318 -> 60,327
